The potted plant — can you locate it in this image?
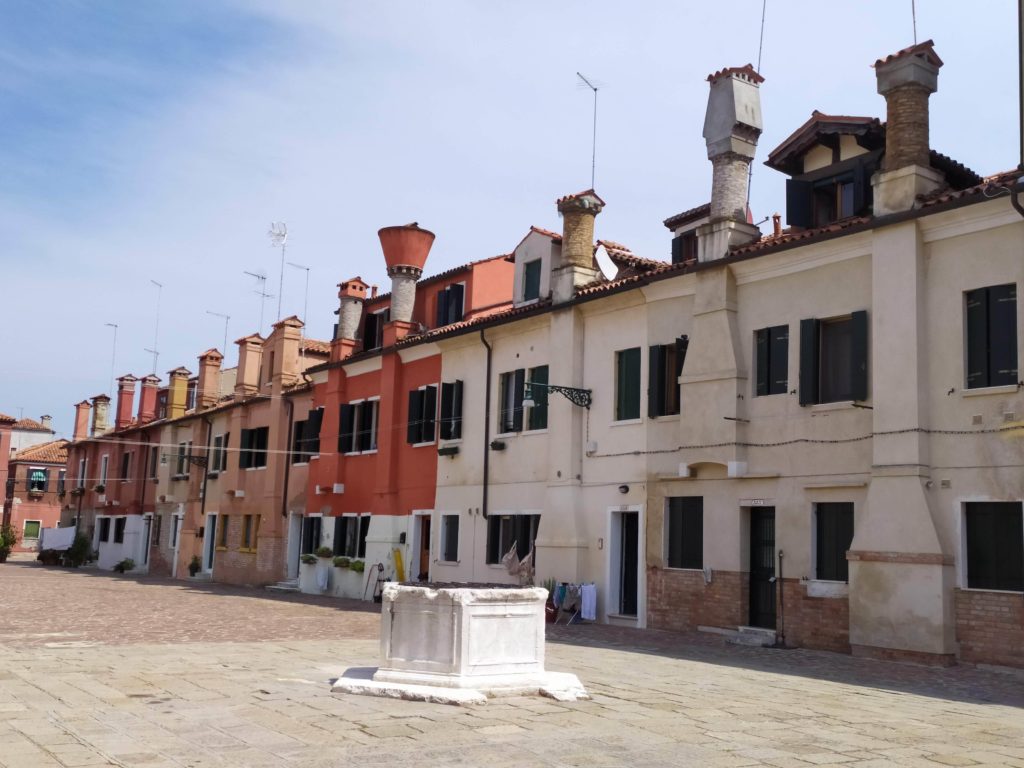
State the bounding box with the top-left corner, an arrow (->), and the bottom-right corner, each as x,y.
333,556 -> 351,568
94,483 -> 106,494
113,558 -> 135,574
351,559 -> 365,574
0,524 -> 18,563
188,555 -> 202,577
70,487 -> 84,498
316,546 -> 333,559
300,553 -> 317,565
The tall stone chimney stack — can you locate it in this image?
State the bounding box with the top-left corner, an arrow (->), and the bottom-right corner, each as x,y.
698,64 -> 764,261
115,375 -> 137,430
872,40 -> 944,215
332,277 -> 368,362
378,224 -> 434,326
552,189 -> 604,304
73,400 -> 91,441
235,335 -> 264,397
137,375 -> 160,424
90,394 -> 110,436
40,415 -> 52,432
197,349 -> 223,410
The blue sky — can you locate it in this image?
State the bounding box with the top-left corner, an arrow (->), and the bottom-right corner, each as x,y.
1,1 -> 1020,435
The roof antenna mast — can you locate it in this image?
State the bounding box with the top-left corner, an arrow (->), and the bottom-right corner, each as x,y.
911,0 -> 918,45
244,270 -> 273,335
147,280 -> 162,374
577,72 -> 600,189
748,0 -> 769,210
268,222 -> 288,322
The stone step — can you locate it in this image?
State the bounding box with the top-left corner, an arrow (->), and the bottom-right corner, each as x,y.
267,579 -> 300,593
727,626 -> 777,647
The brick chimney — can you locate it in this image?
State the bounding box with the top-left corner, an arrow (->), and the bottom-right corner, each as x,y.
73,400 -> 91,441
235,335 -> 264,396
378,223 -> 434,337
90,394 -> 110,435
697,64 -> 764,261
137,375 -> 160,424
552,189 -> 604,303
115,375 -> 137,430
268,316 -> 304,389
197,349 -> 223,410
333,277 -> 368,361
872,41 -> 944,215
166,367 -> 192,419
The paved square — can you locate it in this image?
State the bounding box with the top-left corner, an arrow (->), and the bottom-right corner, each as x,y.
1,560 -> 1022,767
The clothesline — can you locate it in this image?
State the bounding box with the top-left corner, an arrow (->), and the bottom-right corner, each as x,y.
552,581 -> 597,624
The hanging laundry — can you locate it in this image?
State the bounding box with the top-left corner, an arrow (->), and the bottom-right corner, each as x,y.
580,583 -> 597,621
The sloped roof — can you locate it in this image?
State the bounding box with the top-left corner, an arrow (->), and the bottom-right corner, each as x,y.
12,439 -> 68,464
12,417 -> 52,432
0,413 -> 14,425
874,39 -> 942,69
918,168 -> 1023,209
766,112 -> 883,174
300,338 -> 331,355
663,202 -> 711,231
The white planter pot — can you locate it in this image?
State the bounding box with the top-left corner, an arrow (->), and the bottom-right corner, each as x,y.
298,561 -> 332,594
331,567 -> 367,599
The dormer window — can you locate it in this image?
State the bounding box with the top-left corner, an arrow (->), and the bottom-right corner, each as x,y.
670,232 -> 698,266
363,308 -> 389,350
435,284 -> 465,327
786,160 -> 872,228
522,260 -> 542,302
812,174 -> 856,226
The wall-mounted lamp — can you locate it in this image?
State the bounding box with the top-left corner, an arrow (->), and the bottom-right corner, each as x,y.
617,484 -> 629,494
522,380 -> 592,409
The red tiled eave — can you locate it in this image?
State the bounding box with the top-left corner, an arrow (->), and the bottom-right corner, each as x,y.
12,439 -> 69,464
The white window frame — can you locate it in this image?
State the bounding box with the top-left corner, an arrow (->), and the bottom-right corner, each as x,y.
77,458 -> 87,489
99,455 -> 109,486
411,383 -> 440,448
210,434 -> 225,475
27,466 -> 48,493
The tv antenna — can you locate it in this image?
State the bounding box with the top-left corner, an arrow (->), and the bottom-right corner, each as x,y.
287,261 -> 311,365
576,72 -> 602,189
268,222 -> 288,323
104,322 -> 118,397
911,0 -> 917,44
244,270 -> 273,333
206,310 -> 230,356
148,280 -> 163,373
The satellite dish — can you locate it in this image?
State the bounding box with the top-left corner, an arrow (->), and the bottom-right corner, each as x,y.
594,243 -> 619,281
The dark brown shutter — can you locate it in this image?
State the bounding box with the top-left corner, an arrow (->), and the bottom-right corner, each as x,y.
850,310 -> 869,402
799,318 -> 820,406
965,287 -> 989,388
989,283 -> 1018,386
364,312 -> 378,349
512,369 -> 525,432
770,325 -> 789,395
435,289 -> 449,328
422,385 -> 437,442
786,179 -> 813,228
649,345 -> 665,417
755,329 -> 769,397
440,382 -> 455,440
447,283 -> 464,323
239,428 -> 251,469
407,390 -> 423,444
451,380 -> 463,439
670,235 -> 685,265
339,404 -> 355,453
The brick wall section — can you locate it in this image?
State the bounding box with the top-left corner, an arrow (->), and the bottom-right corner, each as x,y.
710,153 -> 751,221
646,567 -> 745,633
883,84 -> 930,170
212,514 -> 285,587
779,579 -> 850,653
955,589 -> 1024,668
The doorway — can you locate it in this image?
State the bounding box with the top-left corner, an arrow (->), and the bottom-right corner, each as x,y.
287,513 -> 303,579
203,514 -> 217,573
748,507 -> 777,628
617,511 -> 639,616
416,515 -> 431,582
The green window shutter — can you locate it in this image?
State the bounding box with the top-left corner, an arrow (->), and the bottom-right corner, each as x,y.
529,366 -> 548,430
755,329 -> 769,397
440,382 -> 455,440
617,348 -> 641,420
339,404 -> 355,453
649,345 -> 665,417
447,283 -> 464,323
769,325 -> 789,395
422,386 -> 437,442
799,319 -> 820,406
850,310 -> 869,402
965,288 -> 989,388
435,289 -> 449,328
786,178 -> 814,228
239,429 -> 251,469
451,380 -> 463,439
523,260 -> 541,301
988,284 -> 1018,386
512,369 -> 525,432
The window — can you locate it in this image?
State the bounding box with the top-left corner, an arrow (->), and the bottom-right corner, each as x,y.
27,467 -> 49,493
241,514 -> 258,552
186,379 -> 197,410
498,369 -> 525,433
330,515 -> 370,558
23,520 -> 41,540
292,407 -> 323,463
363,308 -> 390,350
114,517 -> 126,544
966,502 -> 1023,591
670,232 -> 698,266
786,157 -> 873,228
77,458 -> 86,489
100,455 -> 109,485
99,517 -> 111,542
666,497 -> 702,569
799,311 -> 868,405
152,514 -> 162,546
812,176 -> 855,226
754,326 -> 789,397
526,366 -> 548,430
210,434 -> 229,474
441,514 -> 460,562
439,381 -> 464,440
170,515 -> 180,548
175,442 -> 191,477
120,451 -> 131,481
239,427 -> 269,469
156,390 -> 168,420
340,401 -> 380,453
486,514 -> 540,564
57,470 -> 65,495
217,515 -> 229,549
965,284 -> 1018,389
149,446 -> 159,479
406,386 -> 438,444
815,502 -> 854,582
435,283 -> 465,327
649,337 -> 689,417
523,259 -> 542,302
615,347 -> 641,420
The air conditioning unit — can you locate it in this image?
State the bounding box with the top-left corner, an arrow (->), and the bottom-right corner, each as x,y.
333,483 -> 345,494
233,489 -> 245,499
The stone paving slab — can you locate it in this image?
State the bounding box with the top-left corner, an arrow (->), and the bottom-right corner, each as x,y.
1,561 -> 1023,767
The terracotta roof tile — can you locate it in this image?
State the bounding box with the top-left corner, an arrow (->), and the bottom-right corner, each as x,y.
529,225 -> 562,242
707,64 -> 764,84
12,417 -> 51,432
0,412 -> 16,424
397,299 -> 553,345
556,188 -> 605,206
730,216 -> 871,257
300,338 -> 331,355
365,253 -> 512,305
12,439 -> 69,464
663,202 -> 711,230
873,39 -> 942,69
918,168 -> 1023,209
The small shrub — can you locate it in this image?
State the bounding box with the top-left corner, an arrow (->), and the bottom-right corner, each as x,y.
113,558 -> 135,573
37,549 -> 61,566
188,555 -> 202,576
350,560 -> 365,574
315,546 -> 333,558
94,484 -> 106,493
66,534 -> 92,567
333,556 -> 351,568
300,553 -> 317,565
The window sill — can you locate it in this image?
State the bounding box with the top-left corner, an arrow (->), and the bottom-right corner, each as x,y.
961,384 -> 1019,398
809,401 -> 858,413
238,548 -> 257,554
411,442 -> 436,449
664,566 -> 704,573
439,439 -> 463,446
610,418 -> 643,427
216,546 -> 228,552
309,454 -> 320,461
207,471 -> 220,479
494,432 -> 518,440
523,428 -> 548,436
435,559 -> 460,566
801,579 -> 849,598
245,466 -> 267,472
292,462 -> 309,467
651,414 -> 680,422
959,586 -> 1024,595
344,449 -> 378,457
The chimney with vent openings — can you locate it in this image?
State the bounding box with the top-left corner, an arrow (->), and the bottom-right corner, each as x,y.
90,394 -> 110,436
872,40 -> 944,214
137,375 -> 160,424
333,277 -> 368,361
115,375 -> 137,430
235,335 -> 264,396
40,415 -> 52,432
73,400 -> 91,441
197,350 -> 223,410
552,189 -> 604,303
697,65 -> 764,261
378,223 -> 434,343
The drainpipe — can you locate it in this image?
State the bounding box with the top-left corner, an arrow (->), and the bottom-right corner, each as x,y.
139,431 -> 150,516
479,329 -> 492,522
776,549 -> 786,647
281,398 -> 295,518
